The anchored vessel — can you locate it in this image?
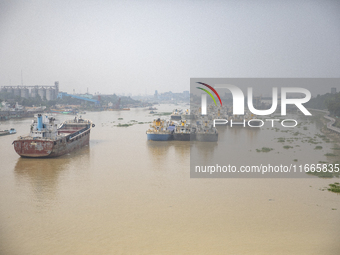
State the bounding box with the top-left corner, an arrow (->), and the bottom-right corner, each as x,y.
146,118 -> 173,141
173,121 -> 195,141
0,128 -> 16,136
13,114 -> 94,158
196,120 -> 218,142
170,109 -> 182,120
181,109 -> 196,120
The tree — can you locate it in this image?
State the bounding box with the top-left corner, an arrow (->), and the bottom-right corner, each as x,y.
326,93 -> 340,117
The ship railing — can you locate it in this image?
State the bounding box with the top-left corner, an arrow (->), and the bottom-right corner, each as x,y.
68,125 -> 91,141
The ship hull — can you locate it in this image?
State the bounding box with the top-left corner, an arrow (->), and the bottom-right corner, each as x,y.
170,115 -> 181,120
13,121 -> 92,158
196,133 -> 218,142
182,114 -> 196,120
173,133 -> 195,141
147,133 -> 173,141
13,132 -> 90,158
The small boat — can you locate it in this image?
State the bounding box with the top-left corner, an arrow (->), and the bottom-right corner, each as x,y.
0,128 -> 16,136
9,128 -> 16,134
146,118 -> 173,141
0,130 -> 9,136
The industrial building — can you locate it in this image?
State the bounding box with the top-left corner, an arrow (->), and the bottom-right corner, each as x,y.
0,81 -> 59,101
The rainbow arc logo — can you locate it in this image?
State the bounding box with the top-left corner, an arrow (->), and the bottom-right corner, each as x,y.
196,82 -> 222,106
196,82 -> 222,115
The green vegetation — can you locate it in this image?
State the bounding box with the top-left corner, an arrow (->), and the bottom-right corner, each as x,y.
325,93 -> 340,117
154,112 -> 172,116
256,147 -> 273,153
307,171 -> 334,178
116,123 -> 133,127
325,153 -> 337,157
283,145 -> 293,149
307,162 -> 340,178
314,146 -> 323,150
328,183 -> 340,193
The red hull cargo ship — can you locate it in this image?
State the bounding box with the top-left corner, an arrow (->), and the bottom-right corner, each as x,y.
13,114 -> 94,158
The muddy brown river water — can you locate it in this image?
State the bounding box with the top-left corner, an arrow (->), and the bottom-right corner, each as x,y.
0,104 -> 339,254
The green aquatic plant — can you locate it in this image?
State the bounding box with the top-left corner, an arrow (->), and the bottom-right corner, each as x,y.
283,145 -> 293,149
325,153 -> 337,157
314,146 -> 323,150
307,163 -> 340,178
154,112 -> 172,116
256,147 -> 274,153
307,139 -> 319,144
328,183 -> 340,193
116,123 -> 133,127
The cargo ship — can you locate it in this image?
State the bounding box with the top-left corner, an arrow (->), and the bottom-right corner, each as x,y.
181,109 -> 196,120
170,109 -> 182,120
196,120 -> 218,142
173,121 -> 195,141
13,114 -> 94,158
146,118 -> 173,141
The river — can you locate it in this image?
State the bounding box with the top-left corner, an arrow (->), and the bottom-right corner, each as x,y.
0,104 -> 339,254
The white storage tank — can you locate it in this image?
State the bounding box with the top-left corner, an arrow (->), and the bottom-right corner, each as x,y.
21,88 -> 29,98
13,88 -> 21,97
30,88 -> 38,98
38,88 -> 46,100
46,88 -> 54,101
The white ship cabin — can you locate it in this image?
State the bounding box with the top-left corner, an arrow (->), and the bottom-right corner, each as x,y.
30,114 -> 60,139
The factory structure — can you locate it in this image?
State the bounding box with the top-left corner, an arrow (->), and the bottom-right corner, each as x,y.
0,81 -> 59,101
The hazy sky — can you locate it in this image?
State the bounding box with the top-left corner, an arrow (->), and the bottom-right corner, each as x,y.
1,0 -> 339,95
